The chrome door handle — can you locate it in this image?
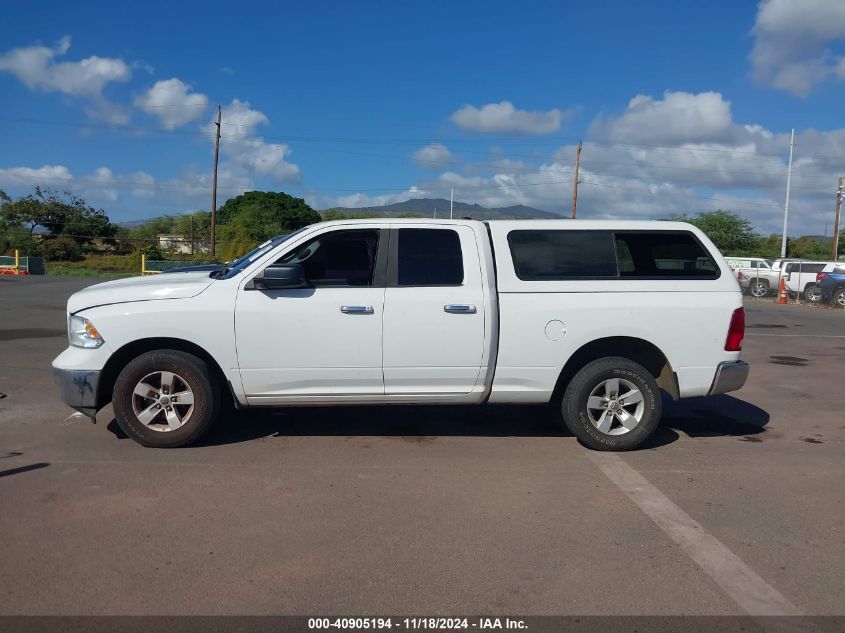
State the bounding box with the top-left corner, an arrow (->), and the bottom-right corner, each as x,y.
444,304 -> 477,314
340,305 -> 374,314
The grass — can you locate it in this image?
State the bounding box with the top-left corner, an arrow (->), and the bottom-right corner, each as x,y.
45,254 -> 140,278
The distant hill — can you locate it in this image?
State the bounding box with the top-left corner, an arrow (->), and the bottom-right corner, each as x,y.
322,198 -> 562,220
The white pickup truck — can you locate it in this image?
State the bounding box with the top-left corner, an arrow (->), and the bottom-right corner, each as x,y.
53,219 -> 748,451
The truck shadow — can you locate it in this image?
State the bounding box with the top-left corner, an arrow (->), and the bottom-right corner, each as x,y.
184,393 -> 770,449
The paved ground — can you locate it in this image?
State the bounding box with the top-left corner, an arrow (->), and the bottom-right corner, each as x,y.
0,276 -> 843,616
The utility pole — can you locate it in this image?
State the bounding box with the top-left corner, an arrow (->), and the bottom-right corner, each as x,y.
570,140 -> 582,219
780,128 -> 795,258
190,214 -> 195,255
450,188 -> 454,219
210,104 -> 221,258
832,176 -> 843,261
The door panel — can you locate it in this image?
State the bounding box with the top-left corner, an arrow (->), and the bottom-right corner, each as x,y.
382,225 -> 485,395
235,228 -> 386,399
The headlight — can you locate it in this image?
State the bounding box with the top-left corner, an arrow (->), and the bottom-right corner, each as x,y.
69,315 -> 104,349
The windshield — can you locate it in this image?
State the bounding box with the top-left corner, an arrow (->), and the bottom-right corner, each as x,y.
216,228 -> 309,279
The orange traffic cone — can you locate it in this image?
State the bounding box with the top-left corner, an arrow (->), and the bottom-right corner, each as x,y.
778,276 -> 788,304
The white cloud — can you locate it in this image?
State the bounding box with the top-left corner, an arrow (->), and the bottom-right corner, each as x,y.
450,101 -> 568,135
750,0 -> 845,95
331,88 -> 845,235
412,143 -> 454,169
0,164 -> 73,187
209,99 -> 300,182
327,187 -> 429,209
0,164 -> 159,204
136,78 -> 208,129
590,91 -> 735,145
0,36 -> 130,96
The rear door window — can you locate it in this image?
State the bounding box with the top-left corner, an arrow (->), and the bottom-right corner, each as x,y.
396,228 -> 464,286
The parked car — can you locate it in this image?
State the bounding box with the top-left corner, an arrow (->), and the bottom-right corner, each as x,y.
818,266 -> 845,306
724,257 -> 778,297
783,261 -> 842,302
53,219 -> 748,452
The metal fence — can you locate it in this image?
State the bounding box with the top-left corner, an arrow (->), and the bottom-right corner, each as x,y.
0,250 -> 43,275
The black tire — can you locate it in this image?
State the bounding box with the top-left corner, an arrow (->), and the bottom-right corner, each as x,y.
112,350 -> 218,448
803,284 -> 823,303
835,288 -> 845,308
749,278 -> 769,298
561,357 -> 662,451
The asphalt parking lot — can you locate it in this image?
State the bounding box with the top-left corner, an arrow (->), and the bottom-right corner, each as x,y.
0,276 -> 843,617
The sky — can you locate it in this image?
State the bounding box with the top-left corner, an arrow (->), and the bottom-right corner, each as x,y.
1,0 -> 845,235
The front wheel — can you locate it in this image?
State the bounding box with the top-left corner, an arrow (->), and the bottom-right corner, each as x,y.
804,284 -> 823,303
749,279 -> 769,298
835,288 -> 845,308
112,350 -> 218,447
561,357 -> 662,451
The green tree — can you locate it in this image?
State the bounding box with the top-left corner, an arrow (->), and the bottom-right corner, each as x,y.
665,210 -> 756,255
217,191 -> 321,242
0,187 -> 118,251
41,236 -> 83,261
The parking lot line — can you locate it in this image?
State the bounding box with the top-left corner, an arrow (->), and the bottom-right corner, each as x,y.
587,451 -> 806,619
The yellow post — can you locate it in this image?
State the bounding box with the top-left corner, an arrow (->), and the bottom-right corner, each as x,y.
141,253 -> 146,275
14,249 -> 19,273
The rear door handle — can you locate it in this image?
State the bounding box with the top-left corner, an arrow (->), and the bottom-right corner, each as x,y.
444,304 -> 477,314
340,305 -> 374,314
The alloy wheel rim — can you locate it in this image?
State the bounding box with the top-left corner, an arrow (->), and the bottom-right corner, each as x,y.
586,378 -> 645,436
131,371 -> 195,432
751,282 -> 767,297
807,287 -> 822,302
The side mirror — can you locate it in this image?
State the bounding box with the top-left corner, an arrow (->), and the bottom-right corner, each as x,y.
250,263 -> 307,290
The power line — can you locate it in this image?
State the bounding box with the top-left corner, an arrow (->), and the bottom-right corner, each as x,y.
5,113 -> 845,160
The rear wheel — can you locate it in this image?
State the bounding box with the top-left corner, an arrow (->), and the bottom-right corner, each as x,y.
804,284 -> 823,303
561,357 -> 661,451
749,279 -> 769,297
112,350 -> 218,448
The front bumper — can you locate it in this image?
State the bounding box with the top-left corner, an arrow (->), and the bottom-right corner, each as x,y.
53,368 -> 100,418
708,361 -> 749,396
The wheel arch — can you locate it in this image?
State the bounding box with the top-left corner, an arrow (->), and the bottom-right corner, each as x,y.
97,337 -> 233,411
550,336 -> 678,403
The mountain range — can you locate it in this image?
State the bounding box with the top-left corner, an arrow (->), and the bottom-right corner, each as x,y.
323,198 -> 562,220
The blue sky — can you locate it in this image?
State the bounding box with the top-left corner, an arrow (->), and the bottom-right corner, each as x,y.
1,0 -> 845,234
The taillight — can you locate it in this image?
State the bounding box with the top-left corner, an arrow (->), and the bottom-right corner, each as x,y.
725,307 -> 745,352
817,272 -> 827,282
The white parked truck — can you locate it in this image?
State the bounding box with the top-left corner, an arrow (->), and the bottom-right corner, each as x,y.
53,219 -> 749,451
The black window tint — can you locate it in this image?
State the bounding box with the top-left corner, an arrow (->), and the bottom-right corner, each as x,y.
508,230 -> 617,279
785,263 -> 824,274
397,228 -> 463,286
614,232 -> 718,278
278,230 -> 379,286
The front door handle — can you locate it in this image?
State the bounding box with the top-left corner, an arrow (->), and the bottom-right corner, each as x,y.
340,305 -> 374,314
444,304 -> 477,314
